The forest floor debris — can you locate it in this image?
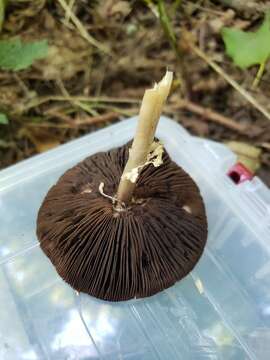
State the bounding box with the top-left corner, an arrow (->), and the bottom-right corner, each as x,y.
0,0 -> 269,185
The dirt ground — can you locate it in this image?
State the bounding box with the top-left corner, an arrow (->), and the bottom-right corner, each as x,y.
0,0 -> 269,186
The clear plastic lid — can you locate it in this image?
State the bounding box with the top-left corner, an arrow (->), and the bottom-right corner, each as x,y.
1,117 -> 270,360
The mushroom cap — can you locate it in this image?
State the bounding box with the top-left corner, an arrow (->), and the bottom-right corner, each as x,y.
37,141 -> 207,301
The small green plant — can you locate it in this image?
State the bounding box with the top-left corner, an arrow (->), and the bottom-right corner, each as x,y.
0,0 -> 7,31
222,12 -> 270,87
0,113 -> 8,125
0,38 -> 48,71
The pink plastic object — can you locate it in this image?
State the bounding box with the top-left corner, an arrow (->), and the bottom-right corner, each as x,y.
227,162 -> 254,184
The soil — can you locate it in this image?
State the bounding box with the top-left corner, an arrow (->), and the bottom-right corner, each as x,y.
0,0 -> 269,186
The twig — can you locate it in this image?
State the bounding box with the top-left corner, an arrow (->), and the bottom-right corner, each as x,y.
20,95 -> 140,113
44,108 -> 74,123
189,43 -> 270,122
26,122 -> 74,129
57,0 -> 109,54
74,112 -> 119,126
92,103 -> 138,116
27,112 -> 120,128
178,99 -> 247,133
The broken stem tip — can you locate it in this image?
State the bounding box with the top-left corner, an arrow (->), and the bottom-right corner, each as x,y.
116,70 -> 173,205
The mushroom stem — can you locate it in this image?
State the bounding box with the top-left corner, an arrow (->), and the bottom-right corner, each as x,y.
116,71 -> 173,205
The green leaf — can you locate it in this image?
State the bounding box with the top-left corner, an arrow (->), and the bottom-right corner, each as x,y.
0,113 -> 8,124
0,38 -> 48,71
222,12 -> 270,69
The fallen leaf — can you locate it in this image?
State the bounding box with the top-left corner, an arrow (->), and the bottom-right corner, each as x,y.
18,127 -> 60,153
226,141 -> 262,173
222,12 -> 270,69
111,1 -> 131,17
261,142 -> 270,151
97,0 -> 131,19
0,38 -> 48,71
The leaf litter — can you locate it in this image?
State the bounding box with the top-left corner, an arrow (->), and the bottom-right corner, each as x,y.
0,0 -> 269,186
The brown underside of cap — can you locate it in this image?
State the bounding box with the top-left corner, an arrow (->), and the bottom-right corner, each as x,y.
37,141 -> 207,301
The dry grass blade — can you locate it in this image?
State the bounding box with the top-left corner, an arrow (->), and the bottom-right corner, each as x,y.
64,0 -> 76,25
190,43 -> 270,123
19,95 -> 139,113
27,112 -> 120,128
56,77 -> 97,116
57,0 -> 109,54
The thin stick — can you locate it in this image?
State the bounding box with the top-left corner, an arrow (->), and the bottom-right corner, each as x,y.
178,99 -> 247,133
190,43 -> 270,122
21,95 -> 139,113
74,112 -> 119,126
26,112 -> 119,128
117,71 -> 173,205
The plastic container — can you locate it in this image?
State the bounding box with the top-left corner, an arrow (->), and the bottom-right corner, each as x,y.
1,116 -> 270,360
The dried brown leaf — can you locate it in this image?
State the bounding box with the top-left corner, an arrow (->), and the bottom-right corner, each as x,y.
226,141 -> 262,173
18,127 -> 60,153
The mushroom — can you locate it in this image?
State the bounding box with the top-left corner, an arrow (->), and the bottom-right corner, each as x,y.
37,71 -> 207,301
